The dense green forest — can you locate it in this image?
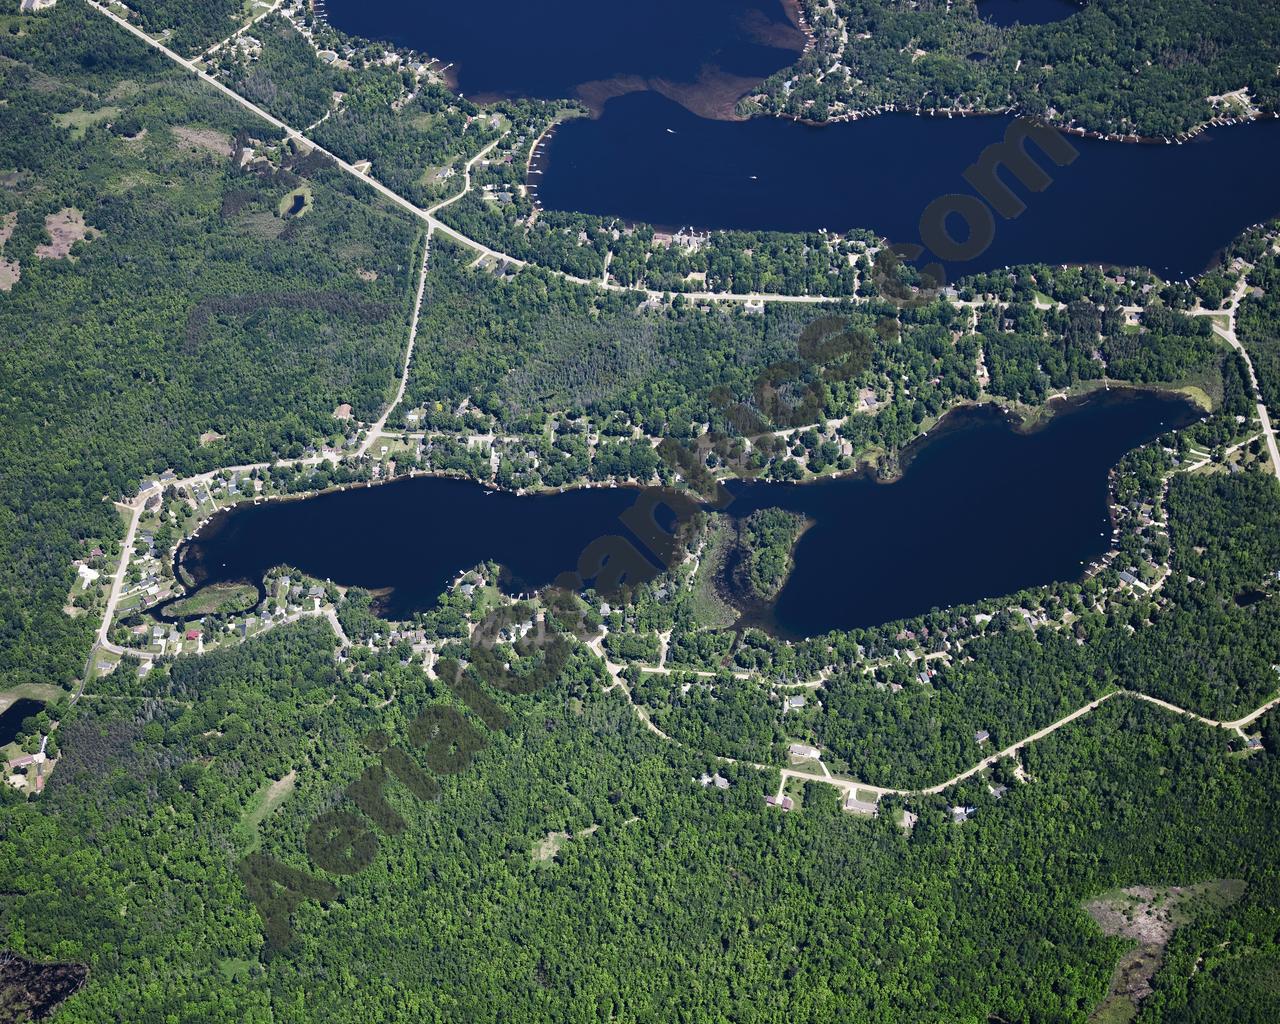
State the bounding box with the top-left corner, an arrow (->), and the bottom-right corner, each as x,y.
1240,253 -> 1280,412
3,3 -> 1280,1021
0,1 -> 418,687
731,509 -> 809,603
755,0 -> 1280,136
122,0 -> 240,56
4,609 -> 1280,1021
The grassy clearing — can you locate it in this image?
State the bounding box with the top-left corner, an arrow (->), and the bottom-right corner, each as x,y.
1175,384 -> 1215,412
161,582 -> 258,619
277,184 -> 313,219
240,770 -> 297,853
52,105 -> 121,140
688,516 -> 738,630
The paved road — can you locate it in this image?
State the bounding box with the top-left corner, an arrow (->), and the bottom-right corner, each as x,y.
95,490 -> 156,651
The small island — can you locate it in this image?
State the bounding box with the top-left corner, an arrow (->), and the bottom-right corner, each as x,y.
728,508 -> 810,606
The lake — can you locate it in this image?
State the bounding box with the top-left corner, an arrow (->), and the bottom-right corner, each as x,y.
323,0 -> 1280,279
531,91 -> 1280,280
0,698 -> 45,747
168,389 -> 1197,638
978,0 -> 1080,27
320,0 -> 804,117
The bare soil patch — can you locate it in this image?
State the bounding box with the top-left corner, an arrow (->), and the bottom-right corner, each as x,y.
356,268 -> 378,282
532,830 -> 569,862
1085,880 -> 1246,1022
532,824 -> 600,862
34,208 -> 99,260
170,124 -> 233,158
198,430 -> 225,446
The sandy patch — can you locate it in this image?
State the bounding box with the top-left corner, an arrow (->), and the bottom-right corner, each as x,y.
198,430 -> 225,446
333,403 -> 352,421
34,207 -> 99,260
170,125 -> 233,158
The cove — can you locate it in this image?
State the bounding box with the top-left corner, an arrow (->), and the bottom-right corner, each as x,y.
531,91 -> 1280,280
168,389 -> 1197,638
319,0 -> 804,116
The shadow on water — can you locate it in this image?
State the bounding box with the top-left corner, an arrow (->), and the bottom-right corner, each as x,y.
0,699 -> 45,746
321,0 -> 805,117
165,388 -> 1198,638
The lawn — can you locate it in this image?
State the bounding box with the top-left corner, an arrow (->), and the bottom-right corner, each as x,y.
52,105 -> 122,140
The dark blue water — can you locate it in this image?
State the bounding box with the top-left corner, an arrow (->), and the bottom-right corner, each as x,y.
733,389 -> 1197,636
978,0 -> 1079,27
533,91 -> 1280,279
171,389 -> 1196,637
0,699 -> 45,747
321,0 -> 804,112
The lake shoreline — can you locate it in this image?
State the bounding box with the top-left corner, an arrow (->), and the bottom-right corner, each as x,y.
159,384 -> 1201,633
